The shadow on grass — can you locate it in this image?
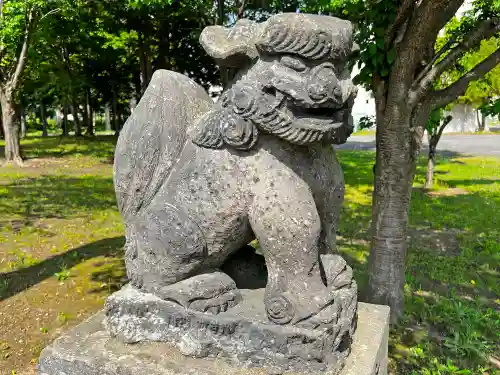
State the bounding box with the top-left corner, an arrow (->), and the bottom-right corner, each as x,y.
0,236 -> 125,301
0,175 -> 116,227
0,135 -> 117,160
440,178 -> 500,187
89,257 -> 128,294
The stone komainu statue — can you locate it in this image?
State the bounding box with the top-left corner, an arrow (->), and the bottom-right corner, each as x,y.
113,13 -> 358,371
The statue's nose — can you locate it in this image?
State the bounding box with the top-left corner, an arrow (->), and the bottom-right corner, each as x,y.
268,64 -> 344,108
270,76 -> 318,108
307,66 -> 343,107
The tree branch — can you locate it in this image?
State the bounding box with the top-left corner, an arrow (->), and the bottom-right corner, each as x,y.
390,0 -> 464,95
435,115 -> 453,141
40,8 -> 60,21
429,47 -> 500,110
411,18 -> 500,103
237,0 -> 247,20
384,0 -> 415,48
9,7 -> 35,92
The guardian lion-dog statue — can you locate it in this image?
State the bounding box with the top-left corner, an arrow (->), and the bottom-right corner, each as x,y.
109,13 -> 359,374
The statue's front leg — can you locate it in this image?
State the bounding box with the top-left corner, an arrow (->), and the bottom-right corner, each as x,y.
249,174 -> 338,327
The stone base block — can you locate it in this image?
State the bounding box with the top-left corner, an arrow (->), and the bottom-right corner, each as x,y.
104,286 -> 353,374
38,301 -> 389,375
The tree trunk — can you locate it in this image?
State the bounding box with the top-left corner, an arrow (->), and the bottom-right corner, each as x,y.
86,89 -> 94,136
41,102 -> 48,137
367,101 -> 417,323
62,104 -> 69,136
476,109 -> 486,132
105,103 -> 111,131
71,97 -> 82,136
129,95 -> 137,115
138,31 -> 153,94
111,87 -> 118,133
0,110 -> 3,139
20,107 -> 27,139
217,0 -> 229,88
157,23 -> 171,70
425,142 -> 436,189
82,95 -> 89,133
1,93 -> 23,164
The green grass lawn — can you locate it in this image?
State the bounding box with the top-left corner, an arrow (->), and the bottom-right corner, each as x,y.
0,136 -> 499,375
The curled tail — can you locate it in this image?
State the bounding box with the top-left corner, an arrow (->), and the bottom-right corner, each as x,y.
113,70 -> 212,223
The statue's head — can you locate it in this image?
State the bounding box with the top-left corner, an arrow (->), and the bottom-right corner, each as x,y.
193,13 -> 358,150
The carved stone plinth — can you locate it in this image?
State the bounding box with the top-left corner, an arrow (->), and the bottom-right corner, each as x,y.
104,286 -> 355,374
38,302 -> 389,375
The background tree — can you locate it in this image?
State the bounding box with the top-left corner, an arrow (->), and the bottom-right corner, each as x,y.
0,0 -> 49,163
307,0 -> 500,321
424,108 -> 453,189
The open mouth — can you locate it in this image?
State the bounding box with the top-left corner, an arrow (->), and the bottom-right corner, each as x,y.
285,101 -> 349,131
265,88 -> 350,128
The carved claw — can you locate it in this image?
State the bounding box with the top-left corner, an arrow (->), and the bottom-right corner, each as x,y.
155,272 -> 242,315
189,290 -> 241,315
320,254 -> 354,290
274,255 -> 356,330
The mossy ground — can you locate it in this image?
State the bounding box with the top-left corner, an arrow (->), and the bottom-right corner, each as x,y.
0,136 -> 498,375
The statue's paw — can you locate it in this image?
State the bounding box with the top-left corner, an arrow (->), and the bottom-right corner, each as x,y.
188,289 -> 241,314
320,254 -> 354,289
295,300 -> 341,330
157,272 -> 242,314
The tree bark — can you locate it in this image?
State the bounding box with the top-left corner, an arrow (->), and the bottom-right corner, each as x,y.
0,92 -> 23,163
424,115 -> 452,189
138,31 -> 153,94
425,141 -> 436,189
237,0 -> 247,20
477,109 -> 486,132
71,96 -> 82,136
40,102 -> 48,137
157,22 -> 171,70
111,85 -> 120,135
82,94 -> 89,133
217,0 -> 229,88
85,88 -> 94,136
368,102 -> 416,323
20,106 -> 27,139
62,104 -> 69,136
104,103 -> 111,131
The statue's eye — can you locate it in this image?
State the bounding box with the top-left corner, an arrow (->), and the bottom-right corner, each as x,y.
280,56 -> 307,72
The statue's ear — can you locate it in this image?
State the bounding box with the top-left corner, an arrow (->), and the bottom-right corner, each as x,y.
192,109 -> 258,151
200,19 -> 264,68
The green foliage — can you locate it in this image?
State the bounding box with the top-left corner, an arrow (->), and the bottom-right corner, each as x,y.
54,264 -> 71,281
357,115 -> 375,130
6,249 -> 39,270
480,98 -> 500,119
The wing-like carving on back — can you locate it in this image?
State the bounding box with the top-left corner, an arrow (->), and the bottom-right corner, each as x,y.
113,70 -> 212,222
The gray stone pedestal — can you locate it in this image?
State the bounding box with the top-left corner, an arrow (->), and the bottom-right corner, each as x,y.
38,302 -> 389,375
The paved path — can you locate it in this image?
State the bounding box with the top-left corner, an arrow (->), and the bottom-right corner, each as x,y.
336,134 -> 500,156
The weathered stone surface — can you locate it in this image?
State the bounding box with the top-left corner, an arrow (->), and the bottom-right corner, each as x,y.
105,286 -> 355,374
38,303 -> 389,375
109,11 -> 360,374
